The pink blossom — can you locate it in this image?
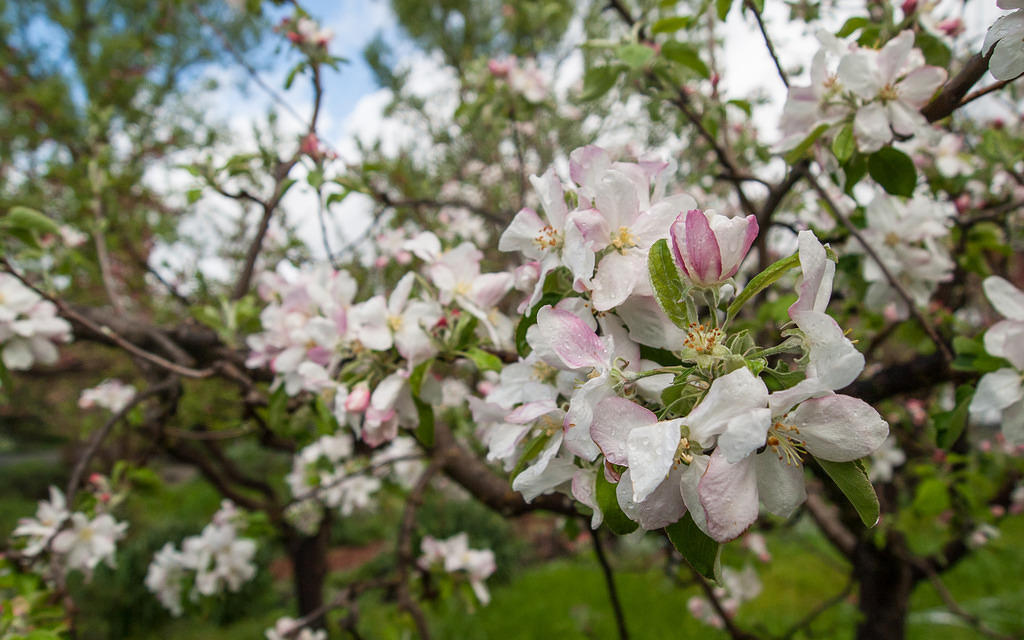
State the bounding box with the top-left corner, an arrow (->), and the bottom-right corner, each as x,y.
669,209 -> 758,288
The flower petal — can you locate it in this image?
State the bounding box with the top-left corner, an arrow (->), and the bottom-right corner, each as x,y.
754,453 -> 807,518
699,450 -> 759,542
984,276 -> 1024,321
616,468 -> 687,530
626,419 -> 684,502
786,394 -> 889,461
591,397 -> 658,465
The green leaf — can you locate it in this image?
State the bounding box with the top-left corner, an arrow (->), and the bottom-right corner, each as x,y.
409,358 -> 436,446
462,347 -> 503,373
727,251 -> 801,321
449,313 -> 479,351
915,31 -> 951,68
817,458 -> 880,527
842,152 -> 868,194
835,16 -> 868,37
581,66 -> 619,101
413,397 -> 435,447
665,512 -> 720,580
617,43 -> 655,69
511,433 -> 551,480
868,147 -> 917,197
716,0 -> 734,21
2,206 -> 61,236
934,384 -> 973,449
651,16 -> 693,33
648,238 -> 691,329
186,188 -> 203,204
515,293 -> 562,357
832,124 -> 855,163
783,123 -> 830,164
911,477 -> 950,516
409,358 -> 434,397
661,41 -> 710,78
595,472 -> 638,535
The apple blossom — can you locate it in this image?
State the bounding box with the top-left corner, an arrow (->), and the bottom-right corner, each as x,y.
78,379 -> 137,413
418,532 -> 496,605
0,273 -> 73,371
969,276 -> 1024,445
669,209 -> 758,289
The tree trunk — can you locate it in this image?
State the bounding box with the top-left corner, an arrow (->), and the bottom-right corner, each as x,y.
288,515 -> 332,626
853,535 -> 915,640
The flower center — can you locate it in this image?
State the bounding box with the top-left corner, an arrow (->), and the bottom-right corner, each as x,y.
879,83 -> 900,101
610,226 -> 637,252
531,361 -> 558,385
766,421 -> 806,466
683,323 -> 722,353
884,231 -> 901,247
533,225 -> 563,251
387,314 -> 403,331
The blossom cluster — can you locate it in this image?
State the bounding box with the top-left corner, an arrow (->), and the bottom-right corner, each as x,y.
144,501 -> 258,616
0,273 -> 72,371
11,486 -> 127,580
481,145 -> 889,541
779,30 -> 946,153
285,433 -> 422,527
418,532 -> 497,605
845,190 -> 954,319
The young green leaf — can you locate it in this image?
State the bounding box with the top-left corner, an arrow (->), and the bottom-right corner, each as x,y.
726,251 -> 801,321
661,41 -> 710,78
595,473 -> 639,535
868,147 -> 917,197
665,512 -> 720,580
648,238 -> 691,329
832,124 -> 855,163
783,123 -> 830,164
816,458 -> 880,527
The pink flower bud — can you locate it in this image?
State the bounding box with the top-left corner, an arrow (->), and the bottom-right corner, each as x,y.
901,0 -> 917,15
669,209 -> 758,288
954,194 -> 971,214
991,505 -> 1006,517
345,384 -> 371,413
936,18 -> 964,37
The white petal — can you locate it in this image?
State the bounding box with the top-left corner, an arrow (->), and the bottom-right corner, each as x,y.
616,467 -> 687,530
754,453 -> 807,518
853,102 -> 891,153
698,450 -> 759,542
787,395 -> 889,461
838,52 -> 881,99
897,67 -> 946,107
591,251 -> 642,311
686,367 -> 769,446
591,397 -> 658,465
716,408 -> 773,464
984,320 -> 1024,370
984,276 -> 1024,321
626,420 -> 683,502
969,368 -> 1024,414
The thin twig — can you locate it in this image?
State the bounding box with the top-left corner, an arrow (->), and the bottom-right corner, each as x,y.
778,578 -> 854,639
745,0 -> 789,88
0,259 -> 215,378
396,460 -> 442,639
690,563 -> 760,640
66,377 -> 180,500
589,526 -> 630,640
913,559 -> 1016,640
958,72 -> 1023,109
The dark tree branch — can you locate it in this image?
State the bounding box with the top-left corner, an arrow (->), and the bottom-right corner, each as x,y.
590,526 -> 630,640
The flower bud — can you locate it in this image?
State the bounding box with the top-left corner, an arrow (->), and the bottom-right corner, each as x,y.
344,384 -> 371,413
669,209 -> 758,288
